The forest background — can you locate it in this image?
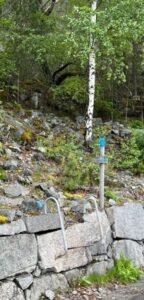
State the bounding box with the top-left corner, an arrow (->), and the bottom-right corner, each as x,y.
0,0 -> 144,142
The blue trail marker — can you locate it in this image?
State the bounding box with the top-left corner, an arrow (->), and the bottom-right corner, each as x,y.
100,137 -> 105,147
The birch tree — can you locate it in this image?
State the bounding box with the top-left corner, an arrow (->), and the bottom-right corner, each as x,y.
64,0 -> 144,142
85,0 -> 97,147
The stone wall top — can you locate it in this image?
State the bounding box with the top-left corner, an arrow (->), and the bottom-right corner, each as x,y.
107,203 -> 144,240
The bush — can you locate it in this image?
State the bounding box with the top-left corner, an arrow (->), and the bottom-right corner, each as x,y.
63,152 -> 99,191
115,131 -> 144,174
135,130 -> 144,150
51,76 -> 87,112
130,120 -> 144,129
95,100 -> 113,120
38,133 -> 99,191
63,152 -> 82,190
94,100 -> 121,120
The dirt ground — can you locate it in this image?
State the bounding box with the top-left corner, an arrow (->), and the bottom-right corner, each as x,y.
56,279 -> 144,300
103,279 -> 144,300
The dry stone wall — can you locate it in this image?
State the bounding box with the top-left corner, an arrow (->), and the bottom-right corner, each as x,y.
0,203 -> 144,300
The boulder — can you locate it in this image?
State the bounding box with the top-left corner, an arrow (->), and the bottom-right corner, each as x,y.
120,128 -> 131,137
36,184 -> 60,199
37,220 -> 101,271
83,211 -> 111,235
0,281 -> 25,300
4,159 -> 19,170
66,221 -> 101,248
38,233 -> 92,272
113,240 -> 144,267
16,274 -> 33,290
0,234 -> 37,279
70,200 -> 92,214
24,214 -> 60,233
30,273 -> 68,300
0,219 -> 26,235
86,261 -> 108,276
55,248 -> 92,272
4,183 -> 29,198
0,196 -> 23,207
22,199 -> 43,214
0,209 -> 15,221
107,203 -> 144,240
84,211 -> 112,256
64,268 -> 85,285
46,186 -> 60,199
37,230 -> 65,270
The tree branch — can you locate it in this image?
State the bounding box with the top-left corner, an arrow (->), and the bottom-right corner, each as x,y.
52,63 -> 72,82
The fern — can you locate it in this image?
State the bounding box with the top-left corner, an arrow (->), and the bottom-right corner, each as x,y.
80,255 -> 143,287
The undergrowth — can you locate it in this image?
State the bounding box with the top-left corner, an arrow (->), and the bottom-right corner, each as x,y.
80,256 -> 143,287
36,124 -> 144,191
114,129 -> 144,174
37,134 -> 100,191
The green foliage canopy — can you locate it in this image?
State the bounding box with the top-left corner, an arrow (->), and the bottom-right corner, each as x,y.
64,0 -> 144,81
0,0 -> 144,89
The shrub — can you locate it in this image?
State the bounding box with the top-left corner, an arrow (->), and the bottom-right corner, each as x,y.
39,133 -> 99,191
94,100 -> 121,120
51,76 -> 87,112
115,129 -> 144,174
116,134 -> 142,172
63,152 -> 99,191
130,120 -> 144,129
63,152 -> 82,190
135,130 -> 144,150
95,100 -> 113,120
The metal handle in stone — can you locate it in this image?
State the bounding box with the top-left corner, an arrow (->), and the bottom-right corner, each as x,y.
45,197 -> 68,252
90,197 -> 104,241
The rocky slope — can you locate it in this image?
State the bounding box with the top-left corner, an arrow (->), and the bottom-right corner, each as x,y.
0,104 -> 144,300
0,104 -> 144,220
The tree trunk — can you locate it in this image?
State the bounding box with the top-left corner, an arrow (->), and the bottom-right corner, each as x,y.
85,0 -> 97,147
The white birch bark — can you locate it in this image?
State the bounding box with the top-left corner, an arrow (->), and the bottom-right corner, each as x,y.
85,0 -> 97,147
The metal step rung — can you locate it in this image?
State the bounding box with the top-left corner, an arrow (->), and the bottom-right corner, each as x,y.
44,197 -> 68,253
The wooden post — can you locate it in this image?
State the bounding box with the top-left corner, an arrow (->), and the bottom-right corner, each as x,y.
99,138 -> 105,210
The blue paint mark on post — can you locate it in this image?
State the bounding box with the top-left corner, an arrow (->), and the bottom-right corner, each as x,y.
100,137 -> 105,147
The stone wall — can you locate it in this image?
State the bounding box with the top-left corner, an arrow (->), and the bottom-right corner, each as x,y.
0,203 -> 144,300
